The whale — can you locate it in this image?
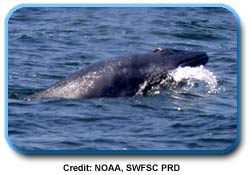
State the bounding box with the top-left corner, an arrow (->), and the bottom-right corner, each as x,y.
26,48 -> 209,100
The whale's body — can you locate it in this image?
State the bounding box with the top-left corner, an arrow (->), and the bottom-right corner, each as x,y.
27,48 -> 209,99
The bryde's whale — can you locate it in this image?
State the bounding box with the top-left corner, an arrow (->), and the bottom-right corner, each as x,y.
27,48 -> 209,100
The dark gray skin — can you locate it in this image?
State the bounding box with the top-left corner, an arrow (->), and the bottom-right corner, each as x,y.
27,48 -> 209,99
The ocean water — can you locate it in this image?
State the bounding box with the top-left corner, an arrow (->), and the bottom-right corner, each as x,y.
8,7 -> 239,152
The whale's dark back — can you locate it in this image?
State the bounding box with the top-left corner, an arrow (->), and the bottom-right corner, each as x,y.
27,48 -> 208,100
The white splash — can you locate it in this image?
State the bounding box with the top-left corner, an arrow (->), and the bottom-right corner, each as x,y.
169,66 -> 224,94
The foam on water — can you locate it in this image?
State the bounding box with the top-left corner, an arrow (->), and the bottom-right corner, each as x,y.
170,65 -> 224,94
136,66 -> 224,96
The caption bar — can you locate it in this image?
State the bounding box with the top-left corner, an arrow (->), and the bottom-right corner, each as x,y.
63,163 -> 180,173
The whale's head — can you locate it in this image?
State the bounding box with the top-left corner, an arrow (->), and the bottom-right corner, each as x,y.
153,48 -> 209,69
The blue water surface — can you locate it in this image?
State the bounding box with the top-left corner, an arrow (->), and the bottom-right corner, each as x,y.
8,7 -> 239,152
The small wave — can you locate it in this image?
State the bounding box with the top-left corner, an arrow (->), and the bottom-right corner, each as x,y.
16,34 -> 35,42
